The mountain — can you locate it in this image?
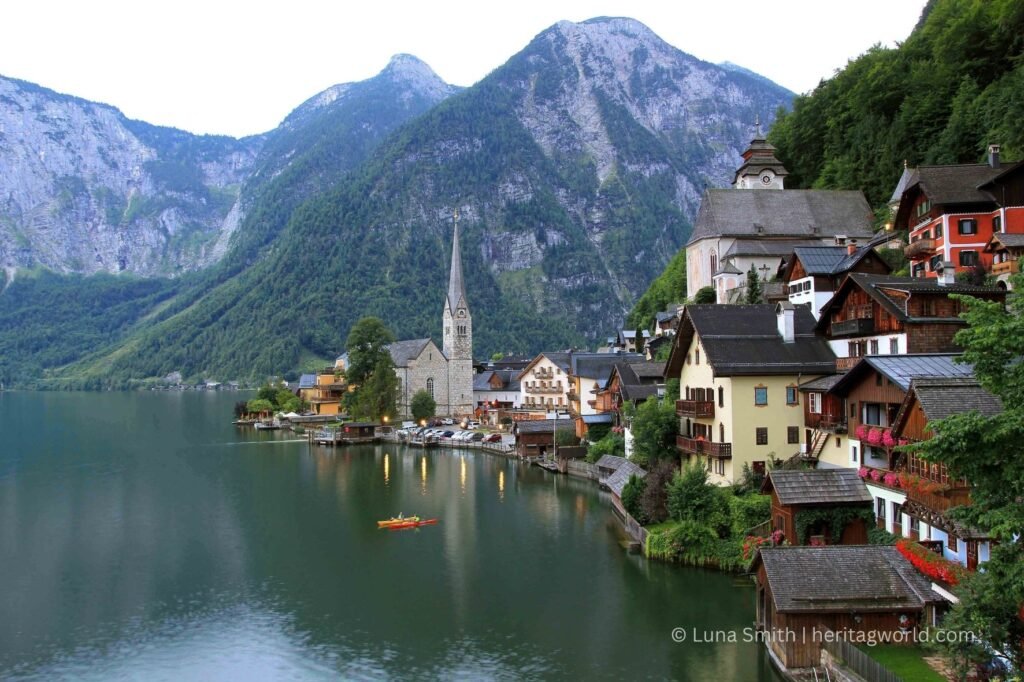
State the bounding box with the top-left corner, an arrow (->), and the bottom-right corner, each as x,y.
55,17 -> 793,385
769,0 -> 1023,206
0,56 -> 459,385
0,76 -> 261,277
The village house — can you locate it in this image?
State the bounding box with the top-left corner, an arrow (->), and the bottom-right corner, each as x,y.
686,133 -> 875,303
593,360 -> 665,458
890,376 -> 1002,570
604,329 -> 650,353
516,352 -> 572,415
753,545 -> 943,672
761,469 -> 871,545
780,243 -> 891,319
894,145 -> 1024,280
984,232 -> 1024,289
300,363 -> 347,416
472,369 -> 521,424
595,454 -> 647,521
665,303 -> 836,485
567,352 -> 643,437
814,272 -> 1005,371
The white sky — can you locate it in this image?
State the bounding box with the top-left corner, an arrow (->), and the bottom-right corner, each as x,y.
2,0 -> 926,138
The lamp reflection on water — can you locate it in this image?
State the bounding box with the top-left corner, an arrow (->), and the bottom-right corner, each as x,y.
383,453 -> 389,485
498,469 -> 505,501
460,456 -> 467,493
420,455 -> 427,492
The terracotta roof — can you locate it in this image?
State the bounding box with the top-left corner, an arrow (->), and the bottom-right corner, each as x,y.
765,469 -> 872,506
756,546 -> 942,613
688,189 -> 874,245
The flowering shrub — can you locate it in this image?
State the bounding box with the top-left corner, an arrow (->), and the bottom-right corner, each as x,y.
883,471 -> 900,488
770,529 -> 785,545
742,535 -> 771,561
867,428 -> 885,446
896,538 -> 967,585
809,535 -> 826,547
896,472 -> 948,495
870,468 -> 882,482
882,431 -> 896,449
855,424 -> 869,440
858,467 -> 869,479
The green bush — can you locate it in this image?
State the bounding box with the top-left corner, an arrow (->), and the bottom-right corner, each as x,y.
586,432 -> 625,463
728,494 -> 771,537
621,474 -> 647,523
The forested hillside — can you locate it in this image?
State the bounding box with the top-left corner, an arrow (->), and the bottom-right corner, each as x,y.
769,0 -> 1024,206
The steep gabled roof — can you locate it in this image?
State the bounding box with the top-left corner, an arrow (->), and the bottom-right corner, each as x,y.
688,189 -> 874,245
516,351 -> 572,380
570,352 -> 643,380
666,304 -> 836,377
985,232 -> 1024,252
784,245 -> 890,281
815,273 -> 1004,330
387,339 -> 435,368
905,376 -> 1002,423
755,546 -> 941,613
764,469 -> 872,506
514,419 -> 574,435
907,164 -> 1002,206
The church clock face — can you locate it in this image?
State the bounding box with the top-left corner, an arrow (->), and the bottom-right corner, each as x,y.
457,310 -> 466,318
761,173 -> 773,185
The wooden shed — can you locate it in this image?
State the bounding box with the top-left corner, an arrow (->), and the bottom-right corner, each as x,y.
762,469 -> 872,545
753,546 -> 943,671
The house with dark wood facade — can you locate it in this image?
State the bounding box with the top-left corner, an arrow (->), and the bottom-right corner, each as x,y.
985,232 -> 1024,290
513,418 -> 574,459
814,273 -> 1004,371
761,469 -> 871,545
890,376 -> 1002,570
754,546 -> 943,671
781,243 -> 891,319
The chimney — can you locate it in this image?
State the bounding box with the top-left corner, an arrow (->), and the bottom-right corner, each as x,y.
847,238 -> 858,256
937,261 -> 956,286
988,144 -> 1001,168
776,302 -> 795,343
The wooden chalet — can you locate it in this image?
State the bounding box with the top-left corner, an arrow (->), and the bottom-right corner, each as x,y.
891,376 -> 1002,570
816,273 -> 1004,370
595,455 -> 647,518
513,418 -> 574,459
754,546 -> 943,671
762,469 -> 871,545
984,232 -> 1024,289
781,243 -> 891,319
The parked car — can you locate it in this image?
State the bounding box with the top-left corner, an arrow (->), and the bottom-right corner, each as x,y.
470,432 -> 485,442
442,430 -> 455,438
441,418 -> 454,425
483,433 -> 501,443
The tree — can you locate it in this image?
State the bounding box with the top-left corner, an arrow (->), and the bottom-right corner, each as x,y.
630,395 -> 679,467
621,474 -> 647,523
345,317 -> 395,387
352,355 -> 399,421
744,265 -> 763,304
633,326 -> 646,354
490,352 -> 504,361
693,286 -> 716,304
640,460 -> 677,524
911,272 -> 1024,672
411,389 -> 436,422
667,464 -> 733,537
246,398 -> 274,415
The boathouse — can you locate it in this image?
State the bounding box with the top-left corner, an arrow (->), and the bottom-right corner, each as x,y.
753,545 -> 943,671
761,469 -> 872,545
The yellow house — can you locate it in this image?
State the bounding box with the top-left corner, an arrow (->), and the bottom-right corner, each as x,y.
666,303 -> 837,485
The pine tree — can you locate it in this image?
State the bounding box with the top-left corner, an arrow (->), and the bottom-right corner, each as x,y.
745,265 -> 763,304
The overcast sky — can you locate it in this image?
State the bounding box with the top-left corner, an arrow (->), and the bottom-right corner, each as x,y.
2,0 -> 926,138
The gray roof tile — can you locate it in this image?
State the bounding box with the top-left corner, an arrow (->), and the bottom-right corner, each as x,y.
766,469 -> 872,505
387,339 -> 434,367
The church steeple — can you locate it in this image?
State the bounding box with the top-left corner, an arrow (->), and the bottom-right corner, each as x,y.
446,210 -> 467,312
732,116 -> 788,190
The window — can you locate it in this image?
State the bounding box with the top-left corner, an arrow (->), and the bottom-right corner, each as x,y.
910,516 -> 920,537
426,378 -> 434,399
787,426 -> 799,444
912,263 -> 925,278
869,339 -> 879,355
852,446 -> 858,463
889,337 -> 899,354
720,423 -> 725,442
695,349 -> 700,365
934,223 -> 943,239
958,218 -> 977,235
754,387 -> 768,406
714,458 -> 725,476
916,199 -> 931,217
836,437 -> 842,448
718,386 -> 724,408
808,392 -> 822,414
786,386 -> 798,405
710,253 -> 718,275
959,250 -> 978,267
929,255 -> 942,271
994,215 -> 1003,233
756,427 -> 768,445
892,501 -> 902,524
876,497 -> 886,520
849,402 -> 856,418
922,229 -> 931,239
947,534 -> 958,553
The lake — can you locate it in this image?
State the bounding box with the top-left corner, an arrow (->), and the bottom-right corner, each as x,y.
0,391 -> 779,680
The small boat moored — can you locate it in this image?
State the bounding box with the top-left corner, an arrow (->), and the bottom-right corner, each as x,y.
377,515 -> 420,528
386,518 -> 439,530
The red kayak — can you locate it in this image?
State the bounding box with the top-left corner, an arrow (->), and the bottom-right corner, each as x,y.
386,518 -> 439,530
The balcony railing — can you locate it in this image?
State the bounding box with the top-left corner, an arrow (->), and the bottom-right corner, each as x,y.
904,238 -> 936,258
533,368 -> 554,379
676,399 -> 715,418
676,435 -> 732,458
831,317 -> 875,337
907,486 -> 972,513
835,356 -> 860,371
805,413 -> 847,433
993,259 -> 1020,275
525,384 -> 563,394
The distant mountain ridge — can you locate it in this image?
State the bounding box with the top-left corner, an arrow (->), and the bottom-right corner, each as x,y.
0,17 -> 794,386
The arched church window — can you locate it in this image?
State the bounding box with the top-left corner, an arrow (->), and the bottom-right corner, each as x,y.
427,378 -> 434,399
710,252 -> 718,275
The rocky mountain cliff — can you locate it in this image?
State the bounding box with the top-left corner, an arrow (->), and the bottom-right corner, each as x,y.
54,17 -> 793,383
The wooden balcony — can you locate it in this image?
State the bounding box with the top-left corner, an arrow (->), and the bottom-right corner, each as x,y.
835,356 -> 861,371
676,435 -> 732,458
525,384 -> 563,394
993,259 -> 1020,275
806,413 -> 848,433
904,238 -> 936,258
907,486 -> 972,513
533,368 -> 555,379
676,399 -> 715,419
831,317 -> 875,337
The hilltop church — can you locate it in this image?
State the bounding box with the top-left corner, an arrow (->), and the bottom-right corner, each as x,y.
388,217 -> 474,418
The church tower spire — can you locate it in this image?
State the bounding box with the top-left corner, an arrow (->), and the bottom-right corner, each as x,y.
442,210 -> 473,416
732,116 -> 788,190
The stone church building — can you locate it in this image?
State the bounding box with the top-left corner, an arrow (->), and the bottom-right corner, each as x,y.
389,219 -> 474,418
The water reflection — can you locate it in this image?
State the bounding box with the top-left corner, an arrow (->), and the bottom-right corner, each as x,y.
498,469 -> 505,501
420,455 -> 427,494
383,453 -> 390,485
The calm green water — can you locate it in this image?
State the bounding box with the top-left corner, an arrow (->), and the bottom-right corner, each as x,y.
0,391 -> 779,681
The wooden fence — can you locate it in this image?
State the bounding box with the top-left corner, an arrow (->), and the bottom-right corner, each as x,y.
822,635 -> 903,682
